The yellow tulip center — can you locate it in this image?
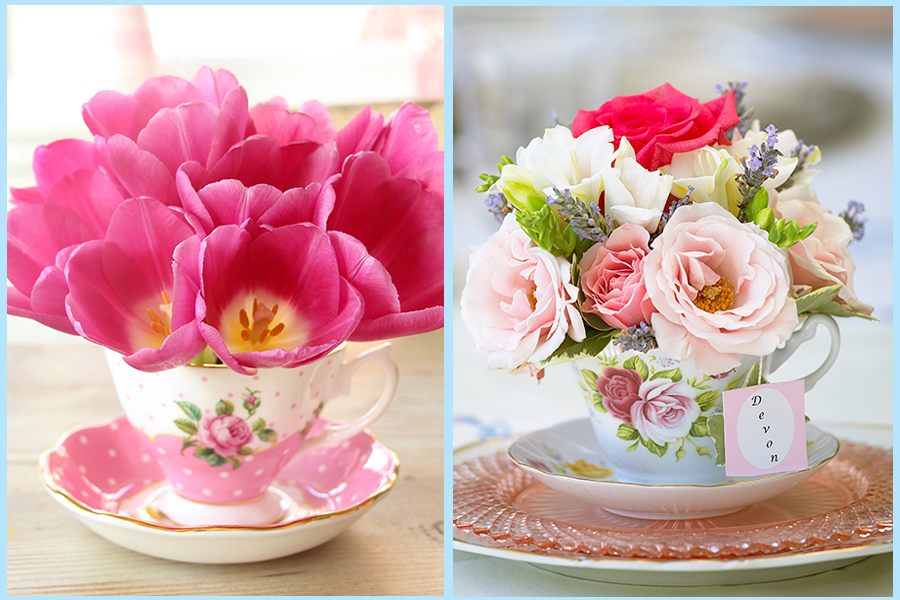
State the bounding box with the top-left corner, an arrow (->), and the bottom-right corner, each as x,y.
146,291 -> 173,344
223,295 -> 307,353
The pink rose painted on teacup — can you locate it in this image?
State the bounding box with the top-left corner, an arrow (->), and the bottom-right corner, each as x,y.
644,203 -> 799,375
461,214 -> 585,370
579,223 -> 655,329
197,414 -> 253,457
630,379 -> 699,445
595,367 -> 642,422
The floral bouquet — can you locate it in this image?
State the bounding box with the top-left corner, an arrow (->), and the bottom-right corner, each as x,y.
8,67 -> 444,374
462,82 -> 872,379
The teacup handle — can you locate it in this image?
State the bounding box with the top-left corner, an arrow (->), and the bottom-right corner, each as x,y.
765,314 -> 840,392
300,344 -> 398,452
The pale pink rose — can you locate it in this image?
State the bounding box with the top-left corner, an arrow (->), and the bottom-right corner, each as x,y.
461,215 -> 585,370
631,378 -> 699,445
644,203 -> 799,375
579,224 -> 655,329
770,187 -> 873,315
197,414 -> 253,457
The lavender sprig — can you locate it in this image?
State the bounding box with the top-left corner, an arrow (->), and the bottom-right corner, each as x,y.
614,322 -> 658,353
779,138 -> 818,190
736,125 -> 782,221
839,200 -> 866,242
546,186 -> 610,243
717,81 -> 753,135
655,186 -> 694,236
484,192 -> 513,222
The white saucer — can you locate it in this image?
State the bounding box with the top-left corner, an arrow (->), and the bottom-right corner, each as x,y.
508,418 -> 839,519
41,416 -> 399,563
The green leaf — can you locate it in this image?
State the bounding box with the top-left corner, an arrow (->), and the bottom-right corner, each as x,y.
795,284 -> 843,314
257,429 -> 277,443
251,417 -> 266,433
753,206 -> 775,230
591,393 -> 607,413
173,418 -> 198,435
533,328 -> 616,370
205,452 -> 228,467
237,446 -> 253,455
694,390 -> 721,413
227,456 -> 243,470
707,413 -> 726,466
180,440 -> 196,455
215,399 -> 234,416
650,367 -> 681,382
626,440 -> 640,452
616,423 -> 640,441
724,376 -> 744,391
580,369 -> 599,387
516,202 -> 577,256
740,361 -> 768,388
622,355 -> 649,380
642,437 -> 668,457
807,299 -> 878,321
175,401 -> 202,422
689,416 -> 709,438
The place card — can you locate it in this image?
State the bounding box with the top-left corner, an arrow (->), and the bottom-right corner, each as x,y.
722,380 -> 807,477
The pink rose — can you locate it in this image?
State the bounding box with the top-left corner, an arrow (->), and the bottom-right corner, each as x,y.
579,224 -> 655,329
770,187 -> 873,315
572,84 -> 740,171
644,203 -> 799,375
461,215 -> 585,370
595,367 -> 643,422
197,414 -> 253,457
631,379 -> 699,445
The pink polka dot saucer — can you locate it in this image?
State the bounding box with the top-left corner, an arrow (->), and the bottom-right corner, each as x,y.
40,415 -> 399,563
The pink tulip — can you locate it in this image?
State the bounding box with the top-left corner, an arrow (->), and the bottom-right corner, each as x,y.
329,152 -> 444,340
184,224 -> 369,375
65,197 -> 207,371
7,139 -> 127,333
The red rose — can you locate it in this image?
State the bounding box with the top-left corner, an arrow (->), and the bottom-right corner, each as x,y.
572,84 -> 740,171
595,367 -> 643,423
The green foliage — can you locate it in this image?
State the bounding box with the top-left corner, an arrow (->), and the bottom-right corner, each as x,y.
215,399 -> 234,416
707,413 -> 726,466
533,328 -> 616,370
622,355 -> 649,380
174,418 -> 198,435
694,390 -> 721,413
516,203 -> 578,256
616,423 -> 640,441
175,400 -> 202,422
650,367 -> 682,383
689,416 -> 709,438
475,155 -> 514,193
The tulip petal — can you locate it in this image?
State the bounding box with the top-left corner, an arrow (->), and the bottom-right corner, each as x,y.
335,106 -> 384,167
278,142 -> 338,190
205,135 -> 283,188
82,90 -> 155,140
137,102 -> 219,175
96,135 -> 179,205
373,102 -> 440,176
32,139 -> 104,192
190,66 -> 241,106
258,183 -> 334,231
207,87 -> 249,169
329,231 -> 401,320
349,306 -> 445,342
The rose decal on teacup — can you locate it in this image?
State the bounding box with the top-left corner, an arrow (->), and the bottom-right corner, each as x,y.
174,388 -> 278,469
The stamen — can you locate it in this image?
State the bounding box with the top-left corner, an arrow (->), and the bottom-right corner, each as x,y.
693,277 -> 735,313
236,297 -> 287,349
527,285 -> 538,312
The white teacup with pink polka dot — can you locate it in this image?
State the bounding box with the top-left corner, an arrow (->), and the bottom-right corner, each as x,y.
105,343 -> 397,526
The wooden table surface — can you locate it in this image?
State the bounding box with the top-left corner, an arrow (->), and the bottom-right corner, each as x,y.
7,330 -> 444,596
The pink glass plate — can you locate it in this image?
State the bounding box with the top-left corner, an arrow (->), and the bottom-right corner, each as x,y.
454,441 -> 891,560
40,415 -> 399,563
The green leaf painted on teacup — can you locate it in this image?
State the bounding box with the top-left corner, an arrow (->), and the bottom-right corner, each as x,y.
707,413 -> 726,466
533,328 -> 616,370
689,416 -> 709,438
180,440 -> 196,455
258,429 -> 277,443
650,367 -> 681,382
580,369 -> 599,388
237,446 -> 253,455
194,447 -> 228,467
215,399 -> 234,416
591,393 -> 607,413
724,376 -> 744,391
795,284 -> 842,314
616,423 -> 640,441
642,437 -> 667,457
174,418 -> 198,435
251,417 -> 266,433
626,441 -> 639,452
622,355 -> 649,380
227,456 -> 243,470
175,400 -> 202,422
694,390 -> 721,413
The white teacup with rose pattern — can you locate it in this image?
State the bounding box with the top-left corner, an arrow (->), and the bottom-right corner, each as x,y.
106,343 -> 397,526
574,314 -> 839,485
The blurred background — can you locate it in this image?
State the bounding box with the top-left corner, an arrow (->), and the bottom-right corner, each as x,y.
453,6 -> 892,442
7,4 -> 444,344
